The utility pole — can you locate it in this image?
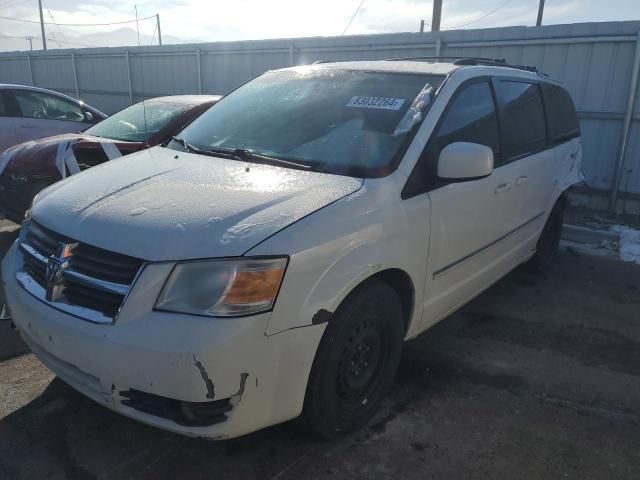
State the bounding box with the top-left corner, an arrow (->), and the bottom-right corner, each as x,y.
156,13 -> 162,45
536,0 -> 545,26
419,19 -> 425,33
26,36 -> 34,51
431,0 -> 442,32
38,0 -> 46,50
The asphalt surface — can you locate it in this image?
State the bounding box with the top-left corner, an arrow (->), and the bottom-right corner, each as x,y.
0,219 -> 639,480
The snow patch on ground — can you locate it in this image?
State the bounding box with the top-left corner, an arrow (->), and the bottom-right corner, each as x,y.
611,225 -> 640,264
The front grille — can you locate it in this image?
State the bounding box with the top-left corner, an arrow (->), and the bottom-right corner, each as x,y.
18,221 -> 144,321
72,243 -> 142,284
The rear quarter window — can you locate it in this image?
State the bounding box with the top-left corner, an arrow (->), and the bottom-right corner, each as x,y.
542,83 -> 580,143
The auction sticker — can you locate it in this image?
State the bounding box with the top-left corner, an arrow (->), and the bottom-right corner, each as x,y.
346,96 -> 405,110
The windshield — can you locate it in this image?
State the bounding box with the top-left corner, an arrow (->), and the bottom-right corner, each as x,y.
85,100 -> 195,142
171,68 -> 444,177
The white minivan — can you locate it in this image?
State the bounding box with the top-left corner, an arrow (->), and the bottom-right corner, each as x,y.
2,59 -> 582,439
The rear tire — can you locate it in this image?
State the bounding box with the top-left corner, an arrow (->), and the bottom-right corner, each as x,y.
528,197 -> 565,272
302,280 -> 404,439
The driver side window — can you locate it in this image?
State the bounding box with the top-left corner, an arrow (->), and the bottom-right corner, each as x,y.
402,79 -> 500,199
430,81 -> 500,165
12,90 -> 85,123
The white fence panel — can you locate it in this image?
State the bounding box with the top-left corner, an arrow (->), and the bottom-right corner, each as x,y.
1,21 -> 639,204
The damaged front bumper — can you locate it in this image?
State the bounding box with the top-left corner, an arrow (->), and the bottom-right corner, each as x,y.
2,243 -> 325,439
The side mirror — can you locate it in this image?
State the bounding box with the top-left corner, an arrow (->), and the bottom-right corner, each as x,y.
437,141 -> 494,181
83,111 -> 94,122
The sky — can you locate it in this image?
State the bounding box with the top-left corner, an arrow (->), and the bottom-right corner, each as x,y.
1,0 -> 640,51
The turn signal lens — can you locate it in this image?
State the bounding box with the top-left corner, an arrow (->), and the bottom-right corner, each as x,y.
224,267 -> 285,306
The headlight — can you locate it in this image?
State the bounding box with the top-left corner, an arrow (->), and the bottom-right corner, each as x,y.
25,192 -> 39,221
155,257 -> 288,317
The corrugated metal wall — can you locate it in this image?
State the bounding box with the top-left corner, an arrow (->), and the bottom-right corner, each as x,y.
1,21 -> 639,199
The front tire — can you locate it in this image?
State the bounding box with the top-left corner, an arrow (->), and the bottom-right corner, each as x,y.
302,280 -> 404,438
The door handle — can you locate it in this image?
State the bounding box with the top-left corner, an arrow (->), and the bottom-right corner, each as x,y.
494,182 -> 512,194
515,176 -> 528,186
18,124 -> 37,129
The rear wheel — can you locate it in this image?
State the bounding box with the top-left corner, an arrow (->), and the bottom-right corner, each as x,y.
528,197 -> 565,272
302,280 -> 404,438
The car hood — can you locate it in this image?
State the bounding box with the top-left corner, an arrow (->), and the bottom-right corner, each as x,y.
2,133 -> 143,177
32,146 -> 363,261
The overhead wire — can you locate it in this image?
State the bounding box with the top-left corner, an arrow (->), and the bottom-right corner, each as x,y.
47,37 -> 94,48
0,13 -> 156,26
45,4 -> 68,48
446,0 -> 516,29
342,0 -> 366,35
150,22 -> 157,45
0,0 -> 31,9
0,33 -> 94,48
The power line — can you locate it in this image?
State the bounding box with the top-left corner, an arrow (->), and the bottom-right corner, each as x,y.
0,0 -> 31,9
342,0 -> 366,35
0,13 -> 156,26
47,37 -> 94,48
150,22 -> 157,46
0,33 -> 93,48
48,33 -> 61,48
446,0 -> 516,29
45,4 -> 68,47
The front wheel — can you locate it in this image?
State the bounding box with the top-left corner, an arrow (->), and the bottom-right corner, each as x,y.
302,280 -> 405,438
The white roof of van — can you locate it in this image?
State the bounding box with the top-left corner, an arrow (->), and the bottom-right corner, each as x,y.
283,60 -> 458,76
279,60 -> 545,82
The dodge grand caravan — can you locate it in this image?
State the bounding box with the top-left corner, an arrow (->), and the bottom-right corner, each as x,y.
2,59 -> 582,439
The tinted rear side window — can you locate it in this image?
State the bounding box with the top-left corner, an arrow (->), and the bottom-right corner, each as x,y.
542,83 -> 580,143
498,81 -> 546,160
0,94 -> 6,116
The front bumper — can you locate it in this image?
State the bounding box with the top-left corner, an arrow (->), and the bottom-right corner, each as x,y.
2,243 -> 325,439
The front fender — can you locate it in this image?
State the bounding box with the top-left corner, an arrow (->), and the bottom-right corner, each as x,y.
246,172 -> 431,337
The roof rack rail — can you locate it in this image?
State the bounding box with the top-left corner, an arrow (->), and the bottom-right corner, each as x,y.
384,55 -> 539,73
385,55 -> 505,63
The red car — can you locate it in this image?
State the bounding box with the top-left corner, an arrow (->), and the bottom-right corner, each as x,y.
0,95 -> 220,223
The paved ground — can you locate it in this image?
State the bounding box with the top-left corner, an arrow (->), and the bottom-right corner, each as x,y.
0,219 -> 639,479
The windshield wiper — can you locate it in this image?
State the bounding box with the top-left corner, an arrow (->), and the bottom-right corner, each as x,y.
231,148 -> 312,171
199,145 -> 311,170
171,139 -> 312,170
169,135 -> 194,152
170,137 -> 243,160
